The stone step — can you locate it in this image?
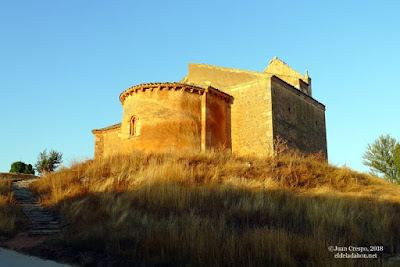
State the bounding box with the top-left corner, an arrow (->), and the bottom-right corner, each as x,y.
23,209 -> 54,213
32,222 -> 60,226
31,218 -> 59,222
32,220 -> 59,223
12,179 -> 61,237
30,229 -> 61,235
14,196 -> 34,199
31,225 -> 59,228
22,207 -> 45,211
32,219 -> 59,223
25,215 -> 58,220
20,205 -> 41,208
31,221 -> 59,224
24,214 -> 53,217
31,225 -> 60,230
13,189 -> 33,192
31,223 -> 60,228
32,225 -> 60,229
31,224 -> 60,228
29,218 -> 58,222
23,213 -> 52,216
23,210 -> 49,214
24,211 -> 55,215
28,216 -> 58,220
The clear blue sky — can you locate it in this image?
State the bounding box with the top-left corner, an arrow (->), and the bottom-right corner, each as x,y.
1,0 -> 399,173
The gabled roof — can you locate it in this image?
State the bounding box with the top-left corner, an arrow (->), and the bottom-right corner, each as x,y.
263,56 -> 309,84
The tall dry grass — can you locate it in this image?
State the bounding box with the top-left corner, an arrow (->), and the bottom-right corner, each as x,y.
0,178 -> 17,235
31,150 -> 400,266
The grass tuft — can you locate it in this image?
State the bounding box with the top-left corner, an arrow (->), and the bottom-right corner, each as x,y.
0,179 -> 17,236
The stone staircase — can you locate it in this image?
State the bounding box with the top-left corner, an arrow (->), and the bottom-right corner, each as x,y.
12,179 -> 60,235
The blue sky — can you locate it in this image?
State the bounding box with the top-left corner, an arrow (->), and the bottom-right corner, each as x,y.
1,0 -> 399,173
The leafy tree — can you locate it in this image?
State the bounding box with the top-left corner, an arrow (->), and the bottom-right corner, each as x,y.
24,163 -> 35,174
9,161 -> 35,175
35,149 -> 63,174
394,144 -> 400,182
362,134 -> 400,183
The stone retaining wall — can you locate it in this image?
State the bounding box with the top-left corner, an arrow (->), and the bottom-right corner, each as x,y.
0,172 -> 37,180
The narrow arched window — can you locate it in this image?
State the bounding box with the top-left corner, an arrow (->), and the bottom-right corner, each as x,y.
130,116 -> 136,137
129,116 -> 141,137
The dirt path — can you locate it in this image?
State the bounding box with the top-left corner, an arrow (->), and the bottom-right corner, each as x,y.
12,179 -> 60,235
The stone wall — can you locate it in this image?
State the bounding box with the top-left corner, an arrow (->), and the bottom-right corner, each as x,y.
227,79 -> 274,156
101,127 -> 121,158
202,89 -> 232,151
120,86 -> 203,154
184,64 -> 274,156
270,76 -> 327,157
93,83 -> 233,159
183,63 -> 264,91
263,57 -> 312,96
93,133 -> 103,159
183,61 -> 326,157
92,58 -> 327,159
93,124 -> 121,159
0,172 -> 36,180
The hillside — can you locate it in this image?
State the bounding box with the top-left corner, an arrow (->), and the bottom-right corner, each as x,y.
30,150 -> 400,266
0,179 -> 27,238
0,179 -> 17,236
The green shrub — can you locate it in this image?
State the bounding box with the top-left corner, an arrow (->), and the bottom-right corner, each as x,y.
9,161 -> 35,175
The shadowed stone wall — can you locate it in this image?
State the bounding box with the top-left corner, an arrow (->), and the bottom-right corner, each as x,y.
271,76 -> 327,157
203,89 -> 232,151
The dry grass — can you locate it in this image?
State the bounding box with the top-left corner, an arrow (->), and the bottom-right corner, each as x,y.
0,179 -> 17,236
31,150 -> 400,266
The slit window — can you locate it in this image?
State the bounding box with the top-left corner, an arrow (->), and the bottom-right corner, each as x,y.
130,116 -> 141,136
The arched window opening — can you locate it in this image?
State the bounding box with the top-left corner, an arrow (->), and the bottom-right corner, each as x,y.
129,116 -> 141,137
130,116 -> 136,136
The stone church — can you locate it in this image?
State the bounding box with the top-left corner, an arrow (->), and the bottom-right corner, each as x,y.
92,57 -> 327,159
